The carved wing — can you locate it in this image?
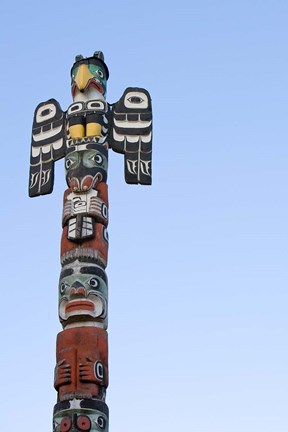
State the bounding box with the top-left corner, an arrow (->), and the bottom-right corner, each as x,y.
109,87 -> 152,185
29,99 -> 66,197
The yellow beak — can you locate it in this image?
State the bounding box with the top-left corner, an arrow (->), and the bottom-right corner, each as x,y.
74,64 -> 94,91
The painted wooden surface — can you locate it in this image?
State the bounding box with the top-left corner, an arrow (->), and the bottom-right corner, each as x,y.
29,51 -> 152,432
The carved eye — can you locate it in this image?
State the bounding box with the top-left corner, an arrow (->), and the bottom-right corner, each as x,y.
89,277 -> 99,288
94,154 -> 103,164
68,102 -> 84,115
97,416 -> 106,430
88,153 -> 104,165
65,159 -> 73,169
97,69 -> 104,78
103,228 -> 109,242
124,91 -> 149,109
60,282 -> 68,295
127,96 -> 144,104
77,416 -> 91,431
101,204 -> 108,219
95,361 -> 104,379
36,102 -> 57,123
87,101 -> 105,111
41,108 -> 52,116
60,417 -> 72,432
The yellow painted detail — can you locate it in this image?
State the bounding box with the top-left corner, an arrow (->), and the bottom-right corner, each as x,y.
69,124 -> 85,138
86,122 -> 102,137
74,64 -> 94,91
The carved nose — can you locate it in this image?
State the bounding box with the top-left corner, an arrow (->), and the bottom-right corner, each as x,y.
70,282 -> 86,299
69,177 -> 80,192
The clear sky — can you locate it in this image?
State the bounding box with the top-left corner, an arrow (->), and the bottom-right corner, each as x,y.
1,1 -> 288,431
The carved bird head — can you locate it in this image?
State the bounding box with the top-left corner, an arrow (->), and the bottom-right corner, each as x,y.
71,51 -> 109,101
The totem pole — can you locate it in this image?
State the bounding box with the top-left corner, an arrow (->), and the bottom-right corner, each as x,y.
29,51 -> 152,432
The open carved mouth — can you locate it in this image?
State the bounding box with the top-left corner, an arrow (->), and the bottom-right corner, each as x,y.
65,300 -> 95,314
87,79 -> 104,94
72,79 -> 104,98
68,175 -> 100,192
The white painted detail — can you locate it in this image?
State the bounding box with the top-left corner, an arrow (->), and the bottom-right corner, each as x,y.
113,130 -> 151,143
68,102 -> 84,115
72,143 -> 90,152
124,91 -> 148,109
32,146 -> 40,157
36,103 -> 56,123
125,135 -> 140,143
52,138 -> 64,150
69,399 -> 82,409
41,169 -> 51,186
73,88 -> 105,102
140,160 -> 151,175
29,172 -> 39,189
67,189 -> 98,215
68,218 -> 77,238
82,217 -> 93,236
140,132 -> 152,143
87,100 -> 105,111
41,143 -> 52,154
126,160 -> 138,174
103,228 -> 109,242
95,362 -> 104,379
114,119 -> 152,129
65,321 -> 107,329
33,124 -> 62,141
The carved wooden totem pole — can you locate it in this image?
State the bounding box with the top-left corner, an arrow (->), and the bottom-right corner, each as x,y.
29,51 -> 152,432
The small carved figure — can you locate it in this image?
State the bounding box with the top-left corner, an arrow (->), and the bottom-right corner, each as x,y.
54,327 -> 108,401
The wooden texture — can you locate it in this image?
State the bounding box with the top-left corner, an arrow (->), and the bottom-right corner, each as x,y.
29,51 -> 152,432
55,327 -> 108,401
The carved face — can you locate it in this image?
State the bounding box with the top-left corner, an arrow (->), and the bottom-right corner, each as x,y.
71,61 -> 108,98
59,260 -> 108,327
53,399 -> 108,432
65,147 -> 108,192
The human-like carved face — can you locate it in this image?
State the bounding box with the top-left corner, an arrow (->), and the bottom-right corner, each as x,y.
53,399 -> 108,432
59,260 -> 108,327
65,147 -> 108,192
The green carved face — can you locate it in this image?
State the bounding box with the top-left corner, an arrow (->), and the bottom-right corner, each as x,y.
65,148 -> 108,192
59,262 -> 108,326
66,149 -> 108,171
53,401 -> 108,432
71,63 -> 107,96
88,64 -> 106,89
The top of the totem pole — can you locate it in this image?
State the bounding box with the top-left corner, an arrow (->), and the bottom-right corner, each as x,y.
71,51 -> 109,80
29,51 -> 152,197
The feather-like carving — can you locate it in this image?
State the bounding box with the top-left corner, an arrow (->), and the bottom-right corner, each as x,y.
109,88 -> 152,185
29,99 -> 66,197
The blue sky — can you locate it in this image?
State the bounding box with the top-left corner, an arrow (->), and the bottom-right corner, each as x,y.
1,1 -> 288,431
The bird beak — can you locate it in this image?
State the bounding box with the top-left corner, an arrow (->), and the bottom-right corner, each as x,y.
74,64 -> 94,91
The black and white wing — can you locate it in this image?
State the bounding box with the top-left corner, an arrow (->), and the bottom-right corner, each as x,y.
109,88 -> 152,185
29,99 -> 66,197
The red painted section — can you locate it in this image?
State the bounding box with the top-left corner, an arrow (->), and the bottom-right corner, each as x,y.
54,327 -> 108,401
